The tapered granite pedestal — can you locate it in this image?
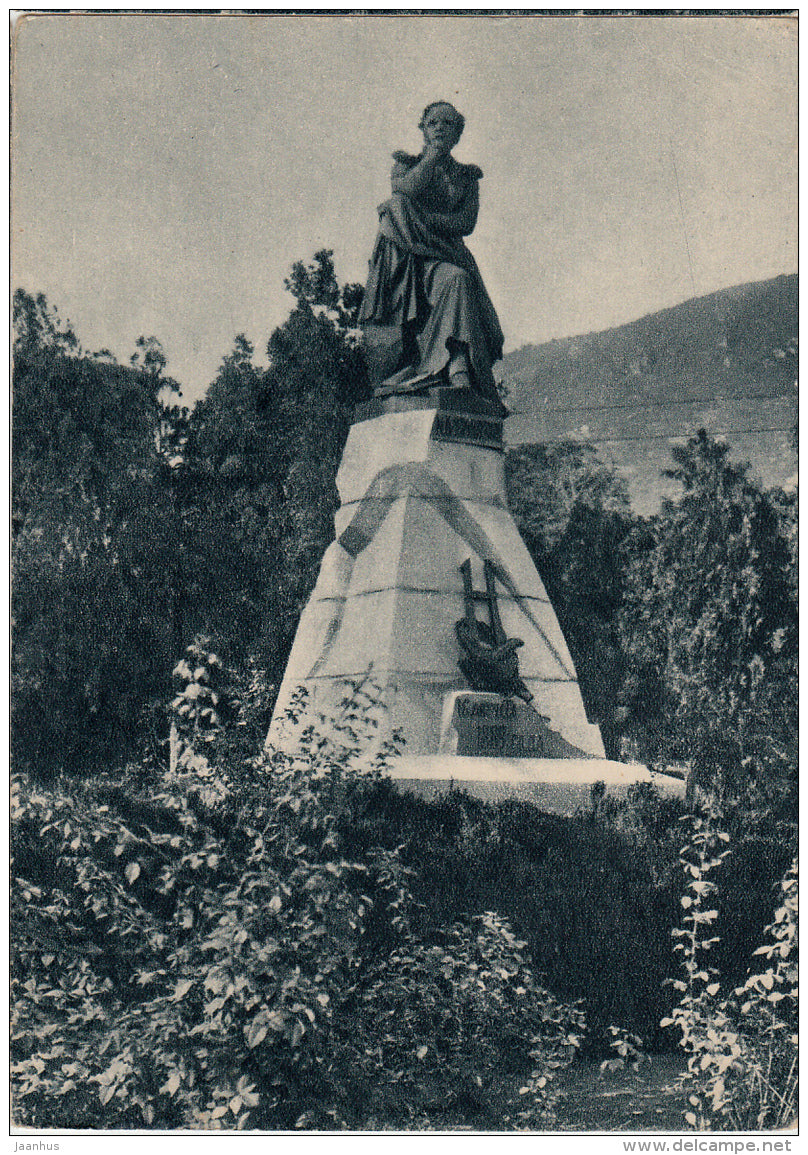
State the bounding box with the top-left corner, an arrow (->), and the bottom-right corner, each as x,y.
267,389 -> 685,813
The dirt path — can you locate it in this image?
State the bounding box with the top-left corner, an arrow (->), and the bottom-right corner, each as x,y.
554,1056 -> 687,1132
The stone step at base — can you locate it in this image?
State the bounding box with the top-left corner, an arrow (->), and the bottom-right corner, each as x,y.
386,755 -> 687,817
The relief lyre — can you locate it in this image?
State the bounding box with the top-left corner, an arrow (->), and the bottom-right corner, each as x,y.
455,558 -> 532,702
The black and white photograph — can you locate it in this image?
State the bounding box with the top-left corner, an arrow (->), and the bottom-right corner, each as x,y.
10,9 -> 797,1141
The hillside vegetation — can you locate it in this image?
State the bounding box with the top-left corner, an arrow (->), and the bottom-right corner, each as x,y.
502,275 -> 797,513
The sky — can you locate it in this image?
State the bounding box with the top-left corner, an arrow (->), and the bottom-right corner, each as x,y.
12,12 -> 797,404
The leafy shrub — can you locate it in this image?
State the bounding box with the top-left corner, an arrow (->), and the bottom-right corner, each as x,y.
11,690 -> 583,1130
599,1025 -> 648,1074
661,810 -> 798,1130
12,291 -> 185,777
328,911 -> 585,1129
345,777 -> 796,1055
346,780 -> 687,1048
617,432 -> 797,796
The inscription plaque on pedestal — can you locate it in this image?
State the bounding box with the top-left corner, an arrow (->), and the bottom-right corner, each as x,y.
438,691 -> 591,759
431,410 -> 503,450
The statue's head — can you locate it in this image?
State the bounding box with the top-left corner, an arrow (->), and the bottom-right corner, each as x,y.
419,101 -> 464,152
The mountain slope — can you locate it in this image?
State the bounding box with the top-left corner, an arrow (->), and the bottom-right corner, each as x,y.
501,274 -> 797,513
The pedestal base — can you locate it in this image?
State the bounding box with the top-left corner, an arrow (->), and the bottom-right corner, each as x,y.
268,394 -> 605,759
386,755 -> 687,817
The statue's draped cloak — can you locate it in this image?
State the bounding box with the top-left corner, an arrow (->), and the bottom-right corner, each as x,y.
358,154 -> 504,400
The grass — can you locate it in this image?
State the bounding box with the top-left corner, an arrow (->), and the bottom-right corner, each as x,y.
553,1056 -> 687,1132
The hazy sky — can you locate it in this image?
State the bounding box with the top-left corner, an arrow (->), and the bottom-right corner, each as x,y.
12,12 -> 796,403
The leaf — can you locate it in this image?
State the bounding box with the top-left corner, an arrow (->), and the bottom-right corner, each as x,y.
171,979 -> 194,1002
159,1072 -> 181,1096
685,1112 -> 697,1127
99,1082 -> 116,1106
204,970 -> 226,995
125,861 -> 141,885
416,1045 -> 428,1060
706,983 -> 720,996
268,894 -> 282,914
236,1079 -> 260,1108
246,1018 -> 268,1050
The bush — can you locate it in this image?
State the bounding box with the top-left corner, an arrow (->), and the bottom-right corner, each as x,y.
661,809 -> 798,1130
617,432 -> 797,796
329,911 -> 585,1128
343,778 -> 795,1054
11,692 -> 584,1130
344,781 -> 688,1048
12,670 -> 795,1129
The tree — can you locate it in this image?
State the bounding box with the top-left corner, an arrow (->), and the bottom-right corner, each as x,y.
176,251 -> 369,684
170,334 -> 287,669
506,441 -> 636,757
12,290 -> 183,775
616,431 -> 797,794
13,250 -> 369,774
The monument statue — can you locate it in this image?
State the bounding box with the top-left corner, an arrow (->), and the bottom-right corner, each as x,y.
267,101 -> 689,809
267,100 -> 609,768
357,101 -> 505,411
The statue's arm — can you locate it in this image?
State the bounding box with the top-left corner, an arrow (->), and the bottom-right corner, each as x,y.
428,179 -> 480,237
390,152 -> 439,197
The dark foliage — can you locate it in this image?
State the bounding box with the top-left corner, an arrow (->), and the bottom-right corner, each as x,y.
11,703 -> 585,1130
616,431 -> 797,797
12,290 -> 185,775
506,441 -> 635,757
174,250 -> 369,680
339,780 -> 794,1052
12,254 -> 369,777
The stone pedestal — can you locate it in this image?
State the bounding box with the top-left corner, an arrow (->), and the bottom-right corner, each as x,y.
386,755 -> 687,816
267,390 -> 605,759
